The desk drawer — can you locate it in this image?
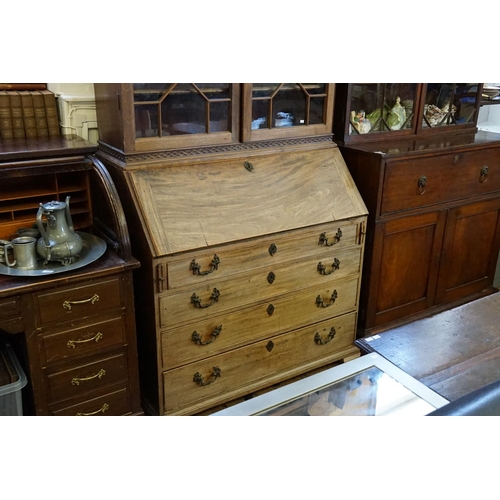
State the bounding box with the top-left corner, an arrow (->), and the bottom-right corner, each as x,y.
161,274 -> 360,370
34,277 -> 123,326
0,295 -> 23,333
381,148 -> 500,216
45,351 -> 128,404
40,315 -> 125,365
50,386 -> 131,416
160,247 -> 362,329
165,219 -> 364,289
163,312 -> 357,415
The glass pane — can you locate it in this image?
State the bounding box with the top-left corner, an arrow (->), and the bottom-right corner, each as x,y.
134,104 -> 158,138
252,83 -> 281,98
303,83 -> 326,95
310,96 -> 325,125
349,83 -> 418,135
209,101 -> 229,132
258,367 -> 435,416
198,83 -> 229,100
133,83 -> 172,102
423,83 -> 479,128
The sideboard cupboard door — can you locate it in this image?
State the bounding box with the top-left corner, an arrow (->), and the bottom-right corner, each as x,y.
435,197 -> 500,305
365,211 -> 446,329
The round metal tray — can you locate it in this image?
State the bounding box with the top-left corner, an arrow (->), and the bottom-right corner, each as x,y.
0,232 -> 107,277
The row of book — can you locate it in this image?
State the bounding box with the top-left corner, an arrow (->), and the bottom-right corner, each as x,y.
0,89 -> 60,140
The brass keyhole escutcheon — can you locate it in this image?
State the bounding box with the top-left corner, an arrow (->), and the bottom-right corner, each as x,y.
269,243 -> 277,256
266,341 -> 274,352
267,272 -> 276,284
267,304 -> 275,316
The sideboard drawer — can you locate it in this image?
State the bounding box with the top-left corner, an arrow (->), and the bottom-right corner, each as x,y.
163,311 -> 357,415
34,277 -> 123,326
50,386 -> 132,416
166,219 -> 363,289
40,315 -> 125,365
45,351 -> 129,404
381,149 -> 500,216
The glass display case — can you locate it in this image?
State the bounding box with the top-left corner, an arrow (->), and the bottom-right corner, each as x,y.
210,353 -> 448,416
334,83 -> 483,144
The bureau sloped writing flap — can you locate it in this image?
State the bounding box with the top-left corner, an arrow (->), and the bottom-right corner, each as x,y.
128,146 -> 368,257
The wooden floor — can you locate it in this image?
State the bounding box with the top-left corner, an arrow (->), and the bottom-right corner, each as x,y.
356,290 -> 500,402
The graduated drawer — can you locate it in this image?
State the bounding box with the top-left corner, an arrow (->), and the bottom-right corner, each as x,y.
34,277 -> 123,327
50,386 -> 132,416
165,218 -> 364,289
39,315 -> 125,365
163,311 -> 358,415
161,274 -> 360,369
381,148 -> 500,216
160,247 -> 362,329
45,351 -> 129,404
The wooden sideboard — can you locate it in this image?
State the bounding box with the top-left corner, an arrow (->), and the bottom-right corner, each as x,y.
0,136 -> 142,415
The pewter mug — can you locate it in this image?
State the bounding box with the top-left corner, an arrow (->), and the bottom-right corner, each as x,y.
36,196 -> 83,266
4,236 -> 38,269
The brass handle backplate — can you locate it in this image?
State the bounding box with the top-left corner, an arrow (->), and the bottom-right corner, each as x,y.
189,254 -> 220,276
63,294 -> 100,311
317,258 -> 340,275
315,290 -> 338,308
314,327 -> 337,345
319,229 -> 342,247
417,175 -> 427,195
191,325 -> 222,345
76,403 -> 109,416
480,165 -> 489,183
67,332 -> 103,349
193,366 -> 221,386
71,369 -> 106,386
190,288 -> 220,308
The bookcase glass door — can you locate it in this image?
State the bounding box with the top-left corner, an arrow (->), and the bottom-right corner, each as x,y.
422,83 -> 481,129
133,84 -> 232,139
250,83 -> 328,130
348,83 -> 419,137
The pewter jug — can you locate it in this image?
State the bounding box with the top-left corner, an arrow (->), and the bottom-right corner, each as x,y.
36,196 -> 83,265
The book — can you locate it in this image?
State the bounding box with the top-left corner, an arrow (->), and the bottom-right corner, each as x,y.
18,90 -> 37,138
8,91 -> 25,139
31,90 -> 49,138
39,90 -> 60,137
0,90 -> 14,140
0,83 -> 47,91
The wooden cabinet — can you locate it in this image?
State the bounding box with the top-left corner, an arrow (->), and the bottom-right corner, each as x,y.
0,136 -> 142,415
94,83 -> 335,155
340,130 -> 500,336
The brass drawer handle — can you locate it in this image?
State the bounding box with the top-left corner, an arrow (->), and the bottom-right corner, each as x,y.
62,293 -> 100,311
189,254 -> 220,275
317,258 -> 340,275
314,327 -> 337,345
67,332 -> 103,348
315,290 -> 338,308
319,229 -> 342,246
480,165 -> 489,183
190,288 -> 220,308
71,369 -> 106,386
191,325 -> 222,345
76,403 -> 110,416
193,366 -> 221,386
417,175 -> 427,195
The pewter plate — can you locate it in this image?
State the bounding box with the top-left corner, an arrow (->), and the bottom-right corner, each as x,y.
0,232 -> 107,277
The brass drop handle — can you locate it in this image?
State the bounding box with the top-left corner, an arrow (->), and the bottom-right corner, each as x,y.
190,288 -> 220,308
480,165 -> 489,183
67,332 -> 103,348
191,325 -> 223,345
417,175 -> 427,195
189,254 -> 220,275
314,327 -> 337,345
76,403 -> 110,416
319,229 -> 343,246
315,290 -> 338,308
317,258 -> 340,275
71,369 -> 106,386
193,366 -> 221,386
63,293 -> 100,311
